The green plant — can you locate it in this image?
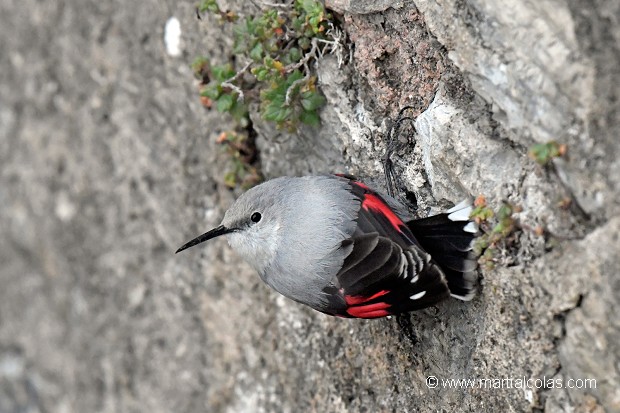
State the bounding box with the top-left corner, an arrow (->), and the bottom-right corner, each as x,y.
216,131 -> 262,189
194,0 -> 339,130
192,59 -> 251,124
528,141 -> 567,165
471,196 -> 521,270
198,0 -> 221,14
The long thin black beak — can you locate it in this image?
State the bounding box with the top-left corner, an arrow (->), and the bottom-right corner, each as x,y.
175,225 -> 234,254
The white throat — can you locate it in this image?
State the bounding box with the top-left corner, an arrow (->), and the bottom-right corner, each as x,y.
226,223 -> 280,275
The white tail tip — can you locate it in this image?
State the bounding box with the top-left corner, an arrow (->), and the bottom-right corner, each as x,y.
447,199 -> 473,222
463,222 -> 479,233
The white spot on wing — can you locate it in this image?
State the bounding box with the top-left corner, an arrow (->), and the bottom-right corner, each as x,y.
164,17 -> 182,57
399,252 -> 407,277
407,250 -> 418,272
410,291 -> 426,300
410,275 -> 419,284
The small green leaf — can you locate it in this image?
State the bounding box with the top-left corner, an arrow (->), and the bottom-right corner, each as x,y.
230,101 -> 249,121
201,83 -> 221,99
298,37 -> 311,50
262,98 -> 279,120
211,64 -> 235,82
262,92 -> 291,122
286,70 -> 304,84
263,56 -> 276,68
299,110 -> 320,126
252,66 -> 270,82
529,141 -> 565,165
265,37 -> 280,53
275,108 -> 292,122
292,17 -> 304,32
286,48 -> 302,64
471,205 -> 494,221
216,94 -> 235,112
300,91 -> 326,111
497,203 -> 513,220
297,0 -> 321,14
198,0 -> 220,14
249,42 -> 264,61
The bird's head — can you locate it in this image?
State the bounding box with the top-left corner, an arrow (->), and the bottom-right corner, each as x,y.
176,179 -> 287,274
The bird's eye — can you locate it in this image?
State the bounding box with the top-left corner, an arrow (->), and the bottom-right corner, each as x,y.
251,212 -> 262,223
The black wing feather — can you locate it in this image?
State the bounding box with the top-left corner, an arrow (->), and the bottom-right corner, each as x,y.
338,235 -> 395,295
338,233 -> 378,275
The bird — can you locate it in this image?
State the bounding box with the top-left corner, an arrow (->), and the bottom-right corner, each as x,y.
176,174 -> 479,319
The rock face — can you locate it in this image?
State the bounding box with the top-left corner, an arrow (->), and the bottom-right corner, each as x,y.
1,0 -> 618,412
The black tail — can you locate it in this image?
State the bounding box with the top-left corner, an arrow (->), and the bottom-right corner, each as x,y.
406,200 -> 479,300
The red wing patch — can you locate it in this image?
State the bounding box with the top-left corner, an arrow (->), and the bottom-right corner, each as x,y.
348,180 -> 405,233
344,289 -> 392,318
346,302 -> 391,318
344,289 -> 389,305
349,179 -> 370,191
362,193 -> 404,233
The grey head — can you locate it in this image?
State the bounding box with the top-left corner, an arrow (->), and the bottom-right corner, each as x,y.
176,176 -> 360,310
